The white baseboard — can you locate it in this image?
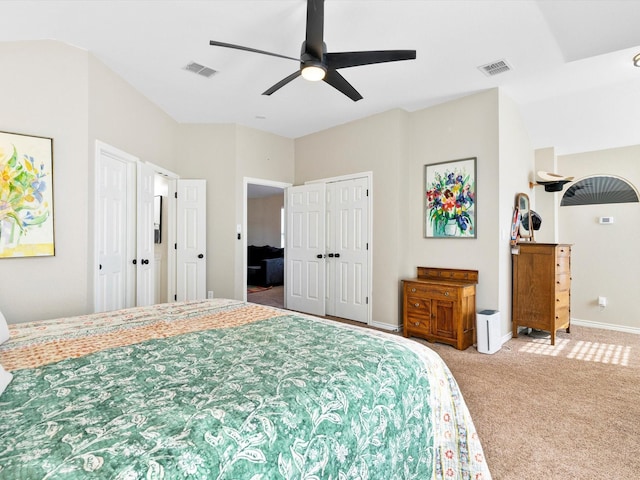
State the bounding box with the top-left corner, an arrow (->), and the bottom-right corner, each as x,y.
570,318 -> 640,335
370,321 -> 402,332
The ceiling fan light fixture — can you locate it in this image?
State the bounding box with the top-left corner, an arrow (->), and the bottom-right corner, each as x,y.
634,53 -> 640,67
301,64 -> 326,81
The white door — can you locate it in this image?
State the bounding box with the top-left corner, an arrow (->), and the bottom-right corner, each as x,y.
136,162 -> 155,306
285,183 -> 326,316
176,179 -> 207,301
95,144 -> 136,312
326,177 -> 369,322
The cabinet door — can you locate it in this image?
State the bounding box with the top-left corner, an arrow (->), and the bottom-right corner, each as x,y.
431,299 -> 456,340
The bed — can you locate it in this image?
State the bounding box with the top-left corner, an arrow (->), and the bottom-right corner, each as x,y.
0,299 -> 491,479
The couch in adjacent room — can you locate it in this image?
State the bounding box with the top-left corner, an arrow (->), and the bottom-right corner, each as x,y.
247,245 -> 285,287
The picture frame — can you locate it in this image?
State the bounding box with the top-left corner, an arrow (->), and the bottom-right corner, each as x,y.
424,157 -> 476,238
0,131 -> 55,257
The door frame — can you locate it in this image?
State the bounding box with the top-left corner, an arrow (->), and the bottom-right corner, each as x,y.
306,171 -> 373,325
242,177 -> 292,303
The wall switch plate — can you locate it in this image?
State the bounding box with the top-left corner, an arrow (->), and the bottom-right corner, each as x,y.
598,296 -> 607,307
207,291 -> 214,299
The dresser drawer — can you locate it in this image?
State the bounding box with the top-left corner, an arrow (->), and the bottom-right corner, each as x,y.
557,246 -> 571,257
555,273 -> 571,291
555,256 -> 571,274
555,290 -> 570,310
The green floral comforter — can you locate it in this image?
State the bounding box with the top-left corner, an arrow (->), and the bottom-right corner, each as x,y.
0,300 -> 490,479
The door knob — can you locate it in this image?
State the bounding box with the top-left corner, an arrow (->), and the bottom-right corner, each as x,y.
316,254 -> 323,259
328,253 -> 334,257
198,254 -> 204,259
132,259 -> 137,265
142,259 -> 149,265
335,253 -> 340,258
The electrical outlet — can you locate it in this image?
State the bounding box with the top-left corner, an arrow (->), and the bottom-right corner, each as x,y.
598,296 -> 607,307
207,291 -> 214,299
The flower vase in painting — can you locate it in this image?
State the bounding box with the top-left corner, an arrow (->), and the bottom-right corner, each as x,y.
425,158 -> 476,238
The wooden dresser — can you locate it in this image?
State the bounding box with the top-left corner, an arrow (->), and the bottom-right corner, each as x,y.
512,243 -> 571,345
403,267 -> 478,350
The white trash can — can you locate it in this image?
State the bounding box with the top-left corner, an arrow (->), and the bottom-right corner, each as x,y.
476,310 -> 501,354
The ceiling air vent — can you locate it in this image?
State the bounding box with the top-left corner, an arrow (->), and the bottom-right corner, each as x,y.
183,61 -> 217,78
478,59 -> 512,77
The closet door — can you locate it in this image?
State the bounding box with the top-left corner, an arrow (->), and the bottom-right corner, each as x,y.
95,143 -> 137,312
326,177 -> 369,322
135,162 -> 155,306
285,183 -> 326,316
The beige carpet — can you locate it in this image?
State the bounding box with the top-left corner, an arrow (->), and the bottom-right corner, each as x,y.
422,326 -> 640,479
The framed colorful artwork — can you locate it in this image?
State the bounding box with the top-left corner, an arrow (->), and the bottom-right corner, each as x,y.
0,131 -> 55,257
425,157 -> 476,238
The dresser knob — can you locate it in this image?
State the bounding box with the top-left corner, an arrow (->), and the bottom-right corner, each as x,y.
444,291 -> 449,296
411,288 -> 416,293
414,322 -> 420,326
414,303 -> 420,307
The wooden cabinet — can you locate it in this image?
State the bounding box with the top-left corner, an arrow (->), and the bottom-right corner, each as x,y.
403,267 -> 478,350
512,243 -> 571,345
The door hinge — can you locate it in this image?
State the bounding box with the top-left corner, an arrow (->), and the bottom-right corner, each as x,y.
174,243 -> 177,250
366,297 -> 369,304
366,189 -> 369,196
174,191 -> 178,198
366,243 -> 369,250
174,294 -> 177,301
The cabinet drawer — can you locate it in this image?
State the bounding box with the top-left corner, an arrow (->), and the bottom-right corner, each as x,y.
404,283 -> 459,300
405,316 -> 431,335
406,296 -> 430,315
557,246 -> 571,257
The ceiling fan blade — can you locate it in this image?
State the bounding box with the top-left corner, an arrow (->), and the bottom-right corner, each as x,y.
209,40 -> 299,62
262,71 -> 302,96
323,69 -> 363,102
325,50 -> 416,69
305,0 -> 325,58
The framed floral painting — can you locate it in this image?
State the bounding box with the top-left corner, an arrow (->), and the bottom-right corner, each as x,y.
0,131 -> 54,257
425,157 -> 476,238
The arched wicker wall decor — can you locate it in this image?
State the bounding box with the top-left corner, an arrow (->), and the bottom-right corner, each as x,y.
561,175 -> 639,206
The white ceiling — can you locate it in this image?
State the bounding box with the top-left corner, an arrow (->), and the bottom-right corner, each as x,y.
2,0 -> 640,155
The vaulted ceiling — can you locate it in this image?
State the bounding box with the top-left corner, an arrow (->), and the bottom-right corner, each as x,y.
2,0 -> 640,155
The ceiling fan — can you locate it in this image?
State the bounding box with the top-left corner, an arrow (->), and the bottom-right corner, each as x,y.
209,0 -> 416,101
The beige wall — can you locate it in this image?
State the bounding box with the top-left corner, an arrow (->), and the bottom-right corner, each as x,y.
248,195 -> 284,247
497,91 -> 535,335
558,145 -> 640,332
4,40 -> 636,337
0,41 -> 90,323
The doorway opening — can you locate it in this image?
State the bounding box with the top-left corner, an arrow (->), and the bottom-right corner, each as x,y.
244,178 -> 291,309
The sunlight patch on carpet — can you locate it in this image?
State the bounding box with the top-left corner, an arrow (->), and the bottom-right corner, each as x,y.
518,338 -> 631,366
567,341 -> 631,366
518,338 -> 569,356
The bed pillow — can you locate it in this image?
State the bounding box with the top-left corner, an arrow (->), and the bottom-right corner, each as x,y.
0,364 -> 12,396
0,310 -> 9,345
